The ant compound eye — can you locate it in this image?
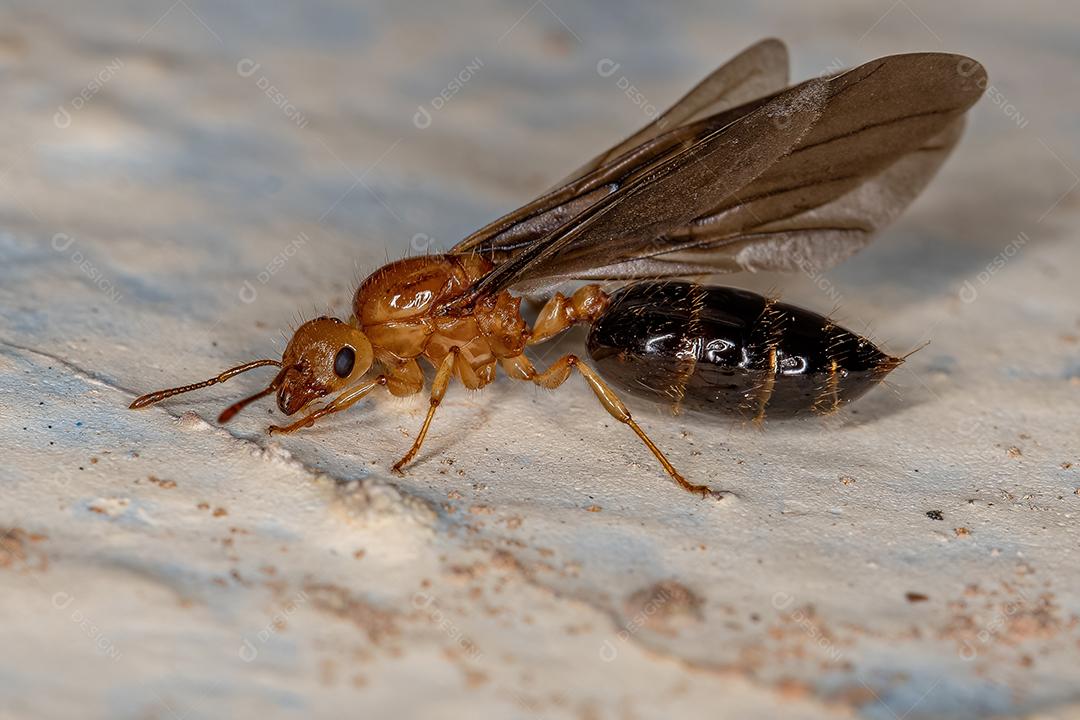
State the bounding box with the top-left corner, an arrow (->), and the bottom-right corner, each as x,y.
333,346 -> 355,378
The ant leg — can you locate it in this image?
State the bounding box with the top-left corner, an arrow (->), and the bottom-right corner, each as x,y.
517,353 -> 714,498
379,355 -> 425,397
392,348 -> 458,474
268,376 -> 388,435
527,285 -> 608,346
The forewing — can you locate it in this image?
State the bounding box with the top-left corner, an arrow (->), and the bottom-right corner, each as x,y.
456,78 -> 831,302
460,52 -> 986,296
450,39 -> 790,260
552,118 -> 967,283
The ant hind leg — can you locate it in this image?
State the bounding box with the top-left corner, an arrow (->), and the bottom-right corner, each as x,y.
515,353 -> 719,499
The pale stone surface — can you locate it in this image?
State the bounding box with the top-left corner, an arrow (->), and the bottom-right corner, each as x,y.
1,1 -> 1078,719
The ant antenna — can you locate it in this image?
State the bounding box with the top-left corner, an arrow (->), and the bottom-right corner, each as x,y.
217,363 -> 293,422
129,359 -> 283,411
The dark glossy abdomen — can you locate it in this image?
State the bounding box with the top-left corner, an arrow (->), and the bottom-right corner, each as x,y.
586,282 -> 901,419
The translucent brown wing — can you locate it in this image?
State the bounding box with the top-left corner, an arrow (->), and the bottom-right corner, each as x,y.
450,52 -> 986,301
449,39 -> 791,261
553,118 -> 967,282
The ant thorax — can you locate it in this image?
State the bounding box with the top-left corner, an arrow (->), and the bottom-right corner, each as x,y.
352,254 -> 526,390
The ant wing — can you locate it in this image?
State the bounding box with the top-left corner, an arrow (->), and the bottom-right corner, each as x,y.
448,52 -> 985,304
523,116 -> 968,284
449,38 -> 790,262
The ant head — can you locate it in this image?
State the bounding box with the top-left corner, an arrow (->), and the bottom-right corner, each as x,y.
129,316 -> 374,422
277,317 -> 373,415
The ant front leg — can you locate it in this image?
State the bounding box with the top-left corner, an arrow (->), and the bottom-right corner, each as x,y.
512,353 -> 717,498
268,376 -> 388,435
392,348 -> 459,474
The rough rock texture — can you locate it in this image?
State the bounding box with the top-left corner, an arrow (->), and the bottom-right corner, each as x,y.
1,1 -> 1078,718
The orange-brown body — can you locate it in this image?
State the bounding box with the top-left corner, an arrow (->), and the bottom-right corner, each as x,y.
129,253 -> 712,496
338,254 -> 683,486
353,254 -> 528,392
